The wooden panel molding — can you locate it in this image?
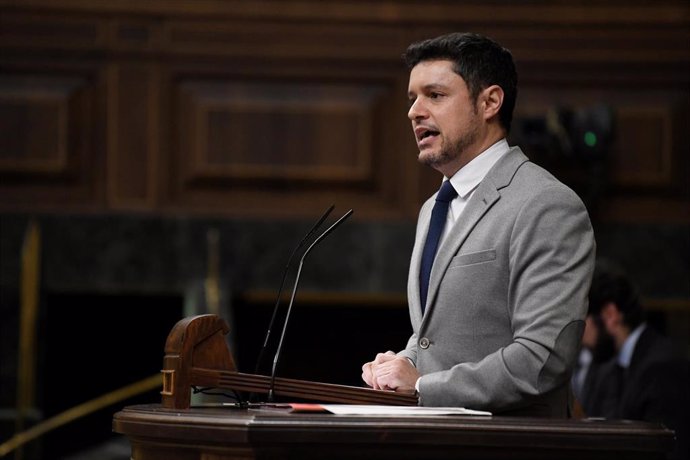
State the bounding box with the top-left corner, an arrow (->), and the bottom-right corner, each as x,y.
106,62 -> 159,210
164,70 -> 416,218
2,3 -> 687,65
166,20 -> 406,62
0,70 -> 104,209
0,61 -> 103,210
0,11 -> 104,50
1,1 -> 687,27
178,80 -> 383,184
0,77 -> 70,175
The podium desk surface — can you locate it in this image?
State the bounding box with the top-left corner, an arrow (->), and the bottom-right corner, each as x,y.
113,403 -> 674,460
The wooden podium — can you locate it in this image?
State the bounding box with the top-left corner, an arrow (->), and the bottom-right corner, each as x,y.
112,314 -> 675,459
113,404 -> 674,460
159,314 -> 417,408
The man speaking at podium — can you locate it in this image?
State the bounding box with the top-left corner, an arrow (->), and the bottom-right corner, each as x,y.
362,32 -> 596,417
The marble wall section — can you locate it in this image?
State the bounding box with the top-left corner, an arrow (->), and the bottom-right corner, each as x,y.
1,213 -> 688,300
0,213 -> 415,297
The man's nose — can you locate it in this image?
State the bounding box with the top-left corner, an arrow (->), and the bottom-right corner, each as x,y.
407,99 -> 427,120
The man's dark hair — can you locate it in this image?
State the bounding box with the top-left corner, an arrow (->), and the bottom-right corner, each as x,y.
404,32 -> 518,133
588,259 -> 645,329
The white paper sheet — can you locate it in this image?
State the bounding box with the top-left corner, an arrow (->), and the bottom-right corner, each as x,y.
319,404 -> 491,416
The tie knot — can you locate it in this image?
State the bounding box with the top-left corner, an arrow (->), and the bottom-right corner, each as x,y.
436,180 -> 458,203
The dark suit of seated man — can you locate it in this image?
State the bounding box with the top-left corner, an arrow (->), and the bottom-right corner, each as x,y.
585,260 -> 689,460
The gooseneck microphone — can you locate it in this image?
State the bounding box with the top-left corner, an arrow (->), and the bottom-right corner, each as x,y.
253,205 -> 335,377
267,209 -> 354,402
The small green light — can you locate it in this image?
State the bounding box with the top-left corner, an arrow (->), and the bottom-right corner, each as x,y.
584,131 -> 597,147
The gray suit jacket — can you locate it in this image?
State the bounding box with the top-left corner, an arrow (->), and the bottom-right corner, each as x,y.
398,146 -> 596,417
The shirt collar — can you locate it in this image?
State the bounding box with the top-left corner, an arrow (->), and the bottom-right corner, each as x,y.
578,348 -> 593,368
447,139 -> 510,198
617,323 -> 647,368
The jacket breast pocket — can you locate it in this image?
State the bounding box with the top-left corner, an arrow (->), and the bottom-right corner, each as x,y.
448,249 -> 496,268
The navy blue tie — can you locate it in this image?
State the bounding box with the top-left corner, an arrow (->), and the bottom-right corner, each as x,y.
420,180 -> 458,312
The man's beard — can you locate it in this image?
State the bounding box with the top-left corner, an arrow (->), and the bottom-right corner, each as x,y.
591,316 -> 616,363
419,105 -> 481,170
419,127 -> 479,169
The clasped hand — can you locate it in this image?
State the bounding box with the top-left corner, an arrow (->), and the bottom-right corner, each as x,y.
361,351 -> 419,393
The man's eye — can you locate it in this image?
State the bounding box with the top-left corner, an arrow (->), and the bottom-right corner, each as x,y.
430,92 -> 442,99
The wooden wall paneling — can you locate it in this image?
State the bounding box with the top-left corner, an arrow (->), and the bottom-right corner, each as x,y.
164,19 -> 408,62
106,16 -> 165,53
0,0 -> 688,222
511,84 -> 690,223
181,81 -> 376,183
0,66 -> 106,210
157,37 -> 419,219
612,107 -> 673,188
167,71 -> 413,219
2,0 -> 687,26
156,16 -> 423,218
106,62 -> 159,210
505,22 -> 690,222
0,10 -> 105,51
0,77 -> 69,174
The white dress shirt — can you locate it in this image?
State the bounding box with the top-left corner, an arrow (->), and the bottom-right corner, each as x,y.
440,139 -> 511,245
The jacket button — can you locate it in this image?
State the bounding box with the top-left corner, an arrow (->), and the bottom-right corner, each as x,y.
419,337 -> 430,349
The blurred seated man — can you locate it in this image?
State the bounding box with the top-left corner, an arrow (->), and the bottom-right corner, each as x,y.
586,259 -> 689,460
571,312 -> 614,416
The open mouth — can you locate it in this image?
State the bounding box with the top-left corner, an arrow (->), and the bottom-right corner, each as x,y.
416,127 -> 440,143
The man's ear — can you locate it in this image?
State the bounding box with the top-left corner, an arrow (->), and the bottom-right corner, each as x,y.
479,85 -> 504,121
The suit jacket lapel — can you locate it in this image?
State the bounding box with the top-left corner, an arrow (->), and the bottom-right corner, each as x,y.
421,147 -> 530,320
409,200 -> 433,324
422,181 -> 499,318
